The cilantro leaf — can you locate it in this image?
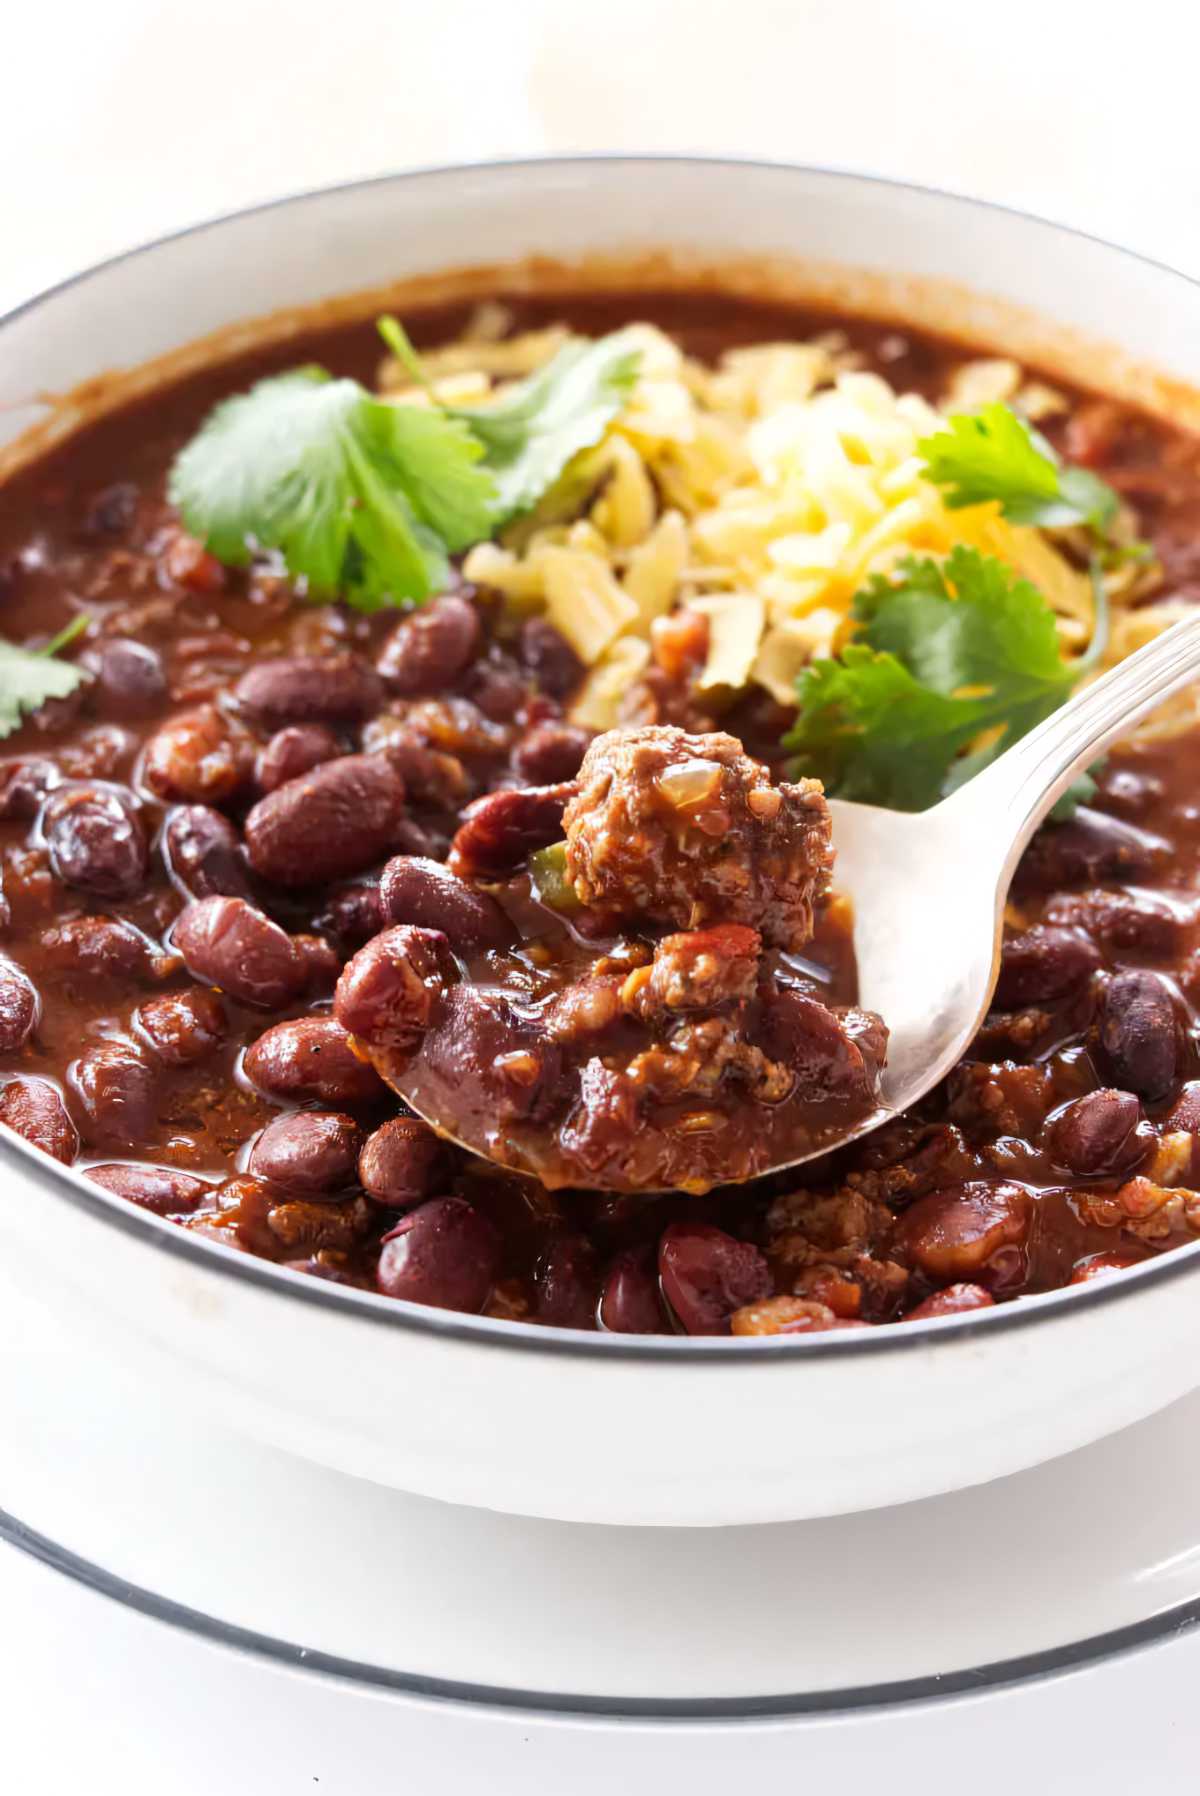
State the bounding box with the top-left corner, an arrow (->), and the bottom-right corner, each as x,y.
168,368 -> 496,610
919,402 -> 1121,538
446,329 -> 642,522
0,620 -> 90,741
786,546 -> 1094,809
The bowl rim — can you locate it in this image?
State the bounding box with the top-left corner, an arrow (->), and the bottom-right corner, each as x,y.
3,149 -> 1199,1363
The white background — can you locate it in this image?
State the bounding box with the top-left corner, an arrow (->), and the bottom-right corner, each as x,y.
3,1 -> 1200,1788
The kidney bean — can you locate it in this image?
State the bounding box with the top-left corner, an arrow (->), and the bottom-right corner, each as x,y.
244,753 -> 408,887
163,804 -> 252,901
42,784 -> 147,899
1046,890 -> 1183,959
398,696 -> 511,757
512,722 -> 591,786
0,758 -> 60,820
423,984 -> 562,1122
1096,970 -> 1180,1101
358,1114 -> 443,1206
1164,1082 -> 1200,1133
69,1041 -> 158,1146
468,654 -> 528,723
1015,807 -> 1169,893
0,956 -> 38,1051
518,617 -> 584,699
243,1016 -> 385,1106
255,724 -> 342,794
80,481 -> 138,539
142,705 -> 252,804
334,926 -> 453,1056
892,1182 -> 1032,1287
87,639 -> 167,717
599,1245 -> 663,1333
86,1162 -> 209,1215
315,880 -> 385,947
40,917 -> 171,984
58,724 -> 137,781
760,988 -> 881,1103
248,1110 -> 363,1196
0,1076 -> 78,1162
293,933 -> 341,993
1049,1087 -> 1143,1175
376,594 -> 481,696
903,1283 -> 996,1321
448,783 -> 573,877
135,987 -> 228,1066
658,1221 -> 773,1335
376,1196 -> 499,1311
172,896 -> 306,1009
370,729 -> 468,808
535,1235 -> 599,1329
1069,1252 -> 1141,1285
234,653 -> 383,732
380,854 -> 512,951
995,925 -> 1102,1009
267,1195 -> 372,1253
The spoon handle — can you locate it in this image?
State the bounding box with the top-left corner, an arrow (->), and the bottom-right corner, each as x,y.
941,609 -> 1200,851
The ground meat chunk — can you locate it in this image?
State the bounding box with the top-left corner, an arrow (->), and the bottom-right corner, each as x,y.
562,726 -> 832,950
629,924 -> 761,1017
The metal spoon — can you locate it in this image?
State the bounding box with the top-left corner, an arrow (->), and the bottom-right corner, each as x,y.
374,612 -> 1200,1188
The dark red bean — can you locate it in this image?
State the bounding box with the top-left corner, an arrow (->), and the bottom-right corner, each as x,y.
448,783 -> 573,877
512,722 -> 591,785
334,926 -> 453,1056
1096,970 -> 1180,1101
80,481 -> 138,539
248,1111 -> 363,1196
995,925 -> 1102,1008
1049,1088 -> 1143,1175
1015,807 -> 1169,893
658,1222 -> 772,1335
163,804 -> 252,900
243,1017 -> 385,1106
69,1041 -> 158,1146
1046,889 -> 1183,959
87,639 -> 167,717
40,916 -> 170,983
1164,1082 -> 1200,1133
380,854 -> 512,950
904,1284 -> 996,1321
172,896 -> 306,1009
892,1182 -> 1032,1288
0,758 -> 60,820
518,617 -> 584,699
760,988 -> 883,1102
142,705 -> 253,804
376,1196 -> 499,1312
358,1115 -> 443,1206
535,1235 -> 599,1329
377,594 -> 481,696
235,653 -> 383,731
244,753 -> 408,887
422,984 -> 561,1121
373,731 -> 468,808
292,933 -> 341,993
135,987 -> 228,1066
315,880 -> 385,947
42,784 -> 147,898
1095,767 -> 1165,818
86,1162 -> 209,1214
0,956 -> 38,1050
0,1076 -> 78,1162
467,654 -> 527,723
255,724 -> 341,794
599,1246 -> 663,1333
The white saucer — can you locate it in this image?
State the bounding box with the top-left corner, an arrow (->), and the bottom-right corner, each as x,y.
5,1274 -> 1200,1717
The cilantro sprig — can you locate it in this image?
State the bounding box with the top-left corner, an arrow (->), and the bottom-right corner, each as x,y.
170,320 -> 641,610
918,401 -> 1127,548
0,613 -> 91,740
785,547 -> 1107,810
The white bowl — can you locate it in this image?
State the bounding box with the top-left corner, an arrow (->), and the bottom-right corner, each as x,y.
2,157 -> 1199,1528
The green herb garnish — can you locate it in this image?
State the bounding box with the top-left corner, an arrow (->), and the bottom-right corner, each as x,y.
785,547 -> 1107,810
918,401 -> 1125,545
170,321 -> 641,611
0,614 -> 90,739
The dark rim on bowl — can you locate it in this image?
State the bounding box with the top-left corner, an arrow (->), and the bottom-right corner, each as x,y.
3,153 -> 1199,1358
